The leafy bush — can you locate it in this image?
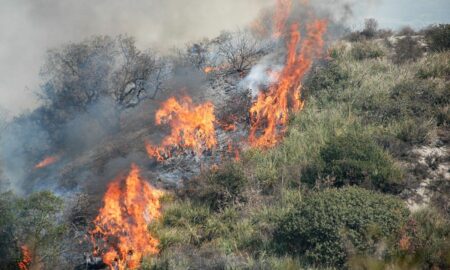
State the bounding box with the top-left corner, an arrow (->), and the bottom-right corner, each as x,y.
429,176 -> 450,217
361,18 -> 379,39
0,191 -> 66,269
274,187 -> 409,267
0,192 -> 20,270
351,42 -> 385,60
394,117 -> 437,145
389,79 -> 449,127
388,208 -> 450,269
302,132 -> 404,193
185,163 -> 247,211
304,61 -> 350,100
416,51 -> 450,79
398,26 -> 416,36
425,24 -> 450,51
392,36 -> 423,64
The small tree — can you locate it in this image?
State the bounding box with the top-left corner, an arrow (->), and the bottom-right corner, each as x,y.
0,191 -> 66,269
217,30 -> 262,75
111,36 -> 167,109
425,24 -> 450,51
393,36 -> 423,64
361,18 -> 379,39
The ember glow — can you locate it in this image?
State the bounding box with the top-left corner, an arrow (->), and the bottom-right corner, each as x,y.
18,245 -> 32,270
249,0 -> 327,148
90,164 -> 163,270
146,96 -> 217,161
34,155 -> 59,169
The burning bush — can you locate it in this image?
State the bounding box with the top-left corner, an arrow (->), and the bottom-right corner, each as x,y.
146,96 -> 217,161
274,187 -> 409,267
90,165 -> 163,270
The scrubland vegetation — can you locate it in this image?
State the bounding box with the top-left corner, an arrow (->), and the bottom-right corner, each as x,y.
1,22 -> 449,269
143,23 -> 450,270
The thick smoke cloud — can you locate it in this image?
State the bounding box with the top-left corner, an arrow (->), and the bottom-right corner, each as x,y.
0,0 -> 379,194
0,0 -> 273,116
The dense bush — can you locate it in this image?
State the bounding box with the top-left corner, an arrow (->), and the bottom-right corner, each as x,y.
385,208 -> 450,269
389,79 -> 449,127
425,24 -> 450,51
302,132 -> 404,193
0,191 -> 66,269
394,117 -> 437,145
274,187 -> 409,267
304,61 -> 350,100
185,163 -> 248,211
416,51 -> 450,79
392,36 -> 423,64
0,192 -> 21,270
350,42 -> 385,60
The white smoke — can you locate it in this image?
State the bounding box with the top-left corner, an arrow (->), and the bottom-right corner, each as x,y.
239,53 -> 283,97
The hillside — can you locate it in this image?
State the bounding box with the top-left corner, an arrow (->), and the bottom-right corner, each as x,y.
0,4 -> 449,270
141,30 -> 450,269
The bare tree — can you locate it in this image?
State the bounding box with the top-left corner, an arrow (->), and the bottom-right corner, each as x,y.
40,35 -> 168,113
41,36 -> 116,112
217,30 -> 262,75
180,39 -> 211,70
111,36 -> 168,109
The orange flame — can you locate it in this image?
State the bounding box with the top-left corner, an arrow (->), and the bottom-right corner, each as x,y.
18,245 -> 32,270
273,0 -> 292,38
203,66 -> 216,74
90,164 -> 163,270
34,155 -> 59,169
249,18 -> 327,147
203,65 -> 227,74
146,96 -> 217,161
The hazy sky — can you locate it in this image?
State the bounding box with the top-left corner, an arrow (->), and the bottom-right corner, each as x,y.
0,0 -> 449,117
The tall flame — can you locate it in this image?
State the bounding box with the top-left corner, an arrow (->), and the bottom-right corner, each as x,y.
18,245 -> 32,270
34,155 -> 59,169
249,1 -> 327,148
90,164 -> 163,270
146,96 -> 217,161
273,0 -> 292,38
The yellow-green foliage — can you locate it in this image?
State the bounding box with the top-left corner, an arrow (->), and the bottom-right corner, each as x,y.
149,37 -> 450,270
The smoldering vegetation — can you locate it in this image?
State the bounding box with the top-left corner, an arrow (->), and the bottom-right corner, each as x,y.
1,0 -> 449,269
0,1 -> 354,195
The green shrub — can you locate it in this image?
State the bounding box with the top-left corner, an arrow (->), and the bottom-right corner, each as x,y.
304,61 -> 350,101
274,187 -> 409,267
350,42 -> 385,60
425,24 -> 450,51
392,36 -> 423,64
186,163 -> 247,211
388,208 -> 450,269
0,192 -> 20,270
394,117 -> 437,145
0,191 -> 65,269
302,132 -> 404,193
416,51 -> 450,79
429,176 -> 450,217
